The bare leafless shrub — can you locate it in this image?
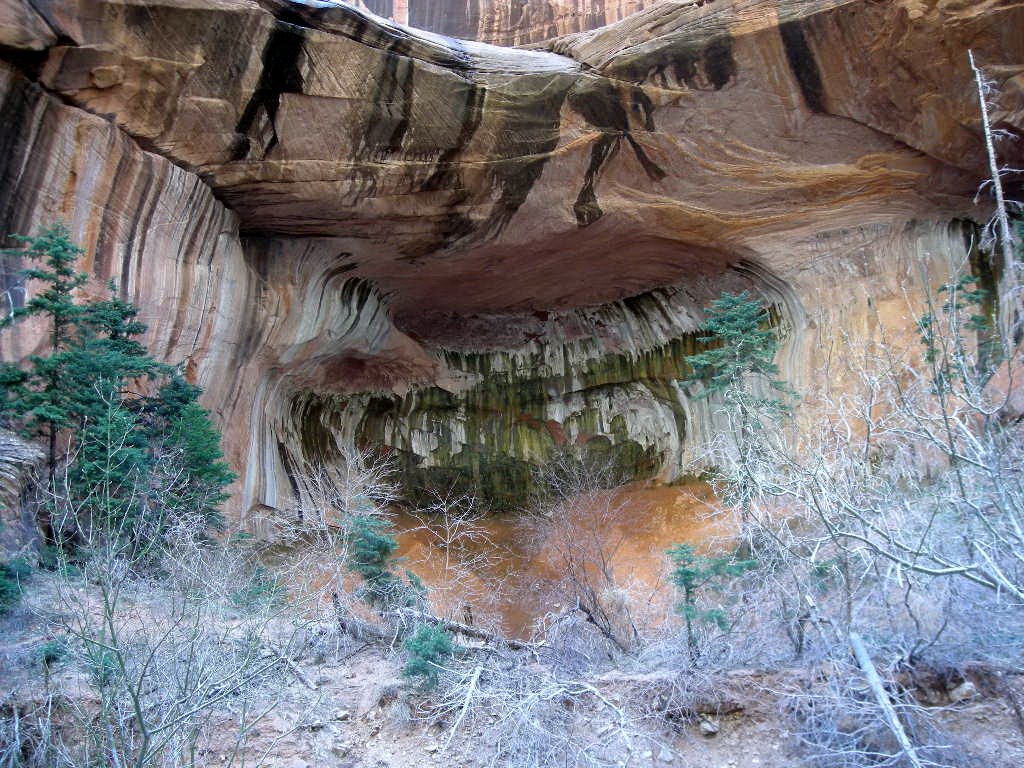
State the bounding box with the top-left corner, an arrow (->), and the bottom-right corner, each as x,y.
685,262 -> 1022,637
263,446 -> 406,634
417,648 -> 661,768
667,264 -> 1024,763
404,486 -> 506,630
669,112 -> 1022,761
522,450 -> 648,654
43,523 -> 305,768
0,693 -> 64,768
779,651 -> 975,768
272,445 -> 398,564
531,607 -> 621,674
0,406 -> 324,768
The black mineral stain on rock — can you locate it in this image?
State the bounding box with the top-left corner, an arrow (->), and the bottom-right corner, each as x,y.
230,17 -> 306,161
363,51 -> 416,157
583,0 -> 607,34
271,1 -> 568,247
477,76 -> 574,239
625,134 -> 667,183
117,167 -> 156,296
0,75 -> 40,242
671,36 -> 736,91
123,4 -> 152,29
414,71 -> 576,249
569,77 -> 629,131
608,34 -> 737,92
568,77 -> 665,227
417,82 -> 487,251
423,85 -> 486,194
0,73 -> 44,301
574,134 -> 619,227
702,36 -> 736,91
779,19 -> 825,113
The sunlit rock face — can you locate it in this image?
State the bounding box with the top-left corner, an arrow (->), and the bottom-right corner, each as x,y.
356,0 -> 649,46
0,0 -> 1021,519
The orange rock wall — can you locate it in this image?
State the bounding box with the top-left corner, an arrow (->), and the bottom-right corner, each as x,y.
0,0 -> 1020,521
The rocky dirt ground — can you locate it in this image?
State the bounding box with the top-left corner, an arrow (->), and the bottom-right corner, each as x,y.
188,651 -> 1024,768
3,574 -> 1023,768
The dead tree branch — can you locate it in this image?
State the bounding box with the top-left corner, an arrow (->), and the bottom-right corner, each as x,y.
969,48 -> 1021,344
849,632 -> 924,768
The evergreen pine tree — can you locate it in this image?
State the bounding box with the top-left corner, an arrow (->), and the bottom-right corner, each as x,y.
685,290 -> 789,406
685,291 -> 792,557
65,281 -> 166,429
146,374 -> 202,425
162,399 -> 235,531
2,224 -> 235,543
142,375 -> 234,531
69,387 -> 149,534
1,224 -> 89,470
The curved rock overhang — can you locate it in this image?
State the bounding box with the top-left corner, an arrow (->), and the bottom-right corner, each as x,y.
0,0 -> 1021,520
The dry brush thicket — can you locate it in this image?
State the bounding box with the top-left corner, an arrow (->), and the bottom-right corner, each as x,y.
3,63 -> 1023,768
2,276 -> 1023,767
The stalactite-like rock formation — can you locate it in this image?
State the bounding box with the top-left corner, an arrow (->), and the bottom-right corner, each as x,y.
0,0 -> 1021,520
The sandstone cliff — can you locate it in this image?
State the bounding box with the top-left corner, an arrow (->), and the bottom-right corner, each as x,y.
0,0 -> 1021,518
299,0 -> 651,46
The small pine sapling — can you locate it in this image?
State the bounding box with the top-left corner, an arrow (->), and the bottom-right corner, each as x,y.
668,543 -> 756,657
346,513 -> 423,610
402,623 -> 457,689
347,514 -> 402,608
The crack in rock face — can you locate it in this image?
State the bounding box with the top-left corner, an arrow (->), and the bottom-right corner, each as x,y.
0,0 -> 1021,520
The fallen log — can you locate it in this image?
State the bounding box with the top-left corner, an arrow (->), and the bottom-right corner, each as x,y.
397,608 -> 533,651
331,592 -> 394,643
329,593 -> 532,652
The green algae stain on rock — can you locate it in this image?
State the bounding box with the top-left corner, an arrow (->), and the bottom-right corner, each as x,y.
338,330 -> 709,508
279,281 -> 785,509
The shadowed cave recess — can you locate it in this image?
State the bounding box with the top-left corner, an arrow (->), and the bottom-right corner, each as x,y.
0,0 -> 1020,522
277,260 -> 795,509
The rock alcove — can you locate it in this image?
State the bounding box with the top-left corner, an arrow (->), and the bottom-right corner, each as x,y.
0,0 -> 1021,520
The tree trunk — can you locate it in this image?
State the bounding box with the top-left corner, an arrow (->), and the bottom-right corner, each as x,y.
970,49 -> 1021,347
849,632 -> 923,768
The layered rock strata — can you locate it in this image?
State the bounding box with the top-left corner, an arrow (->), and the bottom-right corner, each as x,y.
0,0 -> 1020,518
0,431 -> 44,552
